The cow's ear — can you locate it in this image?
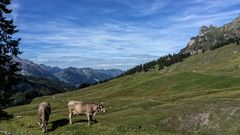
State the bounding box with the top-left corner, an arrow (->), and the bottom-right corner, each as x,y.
101,101 -> 104,105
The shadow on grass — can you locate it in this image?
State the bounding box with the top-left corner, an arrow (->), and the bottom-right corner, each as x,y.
49,118 -> 69,131
49,118 -> 99,131
75,119 -> 98,124
0,110 -> 13,120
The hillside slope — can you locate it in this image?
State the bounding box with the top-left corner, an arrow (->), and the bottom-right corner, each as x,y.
10,76 -> 74,106
2,44 -> 240,135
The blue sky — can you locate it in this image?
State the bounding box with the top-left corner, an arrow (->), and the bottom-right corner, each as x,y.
11,0 -> 240,70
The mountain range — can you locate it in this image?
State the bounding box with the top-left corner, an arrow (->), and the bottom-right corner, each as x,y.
14,57 -> 123,87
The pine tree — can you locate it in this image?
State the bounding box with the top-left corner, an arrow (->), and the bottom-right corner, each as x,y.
0,0 -> 21,105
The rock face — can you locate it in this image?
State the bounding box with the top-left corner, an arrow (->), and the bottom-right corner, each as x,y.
187,37 -> 196,47
181,16 -> 240,55
199,25 -> 217,35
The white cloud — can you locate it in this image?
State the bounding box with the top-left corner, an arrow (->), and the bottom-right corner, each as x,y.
138,0 -> 167,16
118,0 -> 168,16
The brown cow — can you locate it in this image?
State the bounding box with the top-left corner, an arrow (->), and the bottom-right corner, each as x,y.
68,101 -> 106,125
38,102 -> 51,133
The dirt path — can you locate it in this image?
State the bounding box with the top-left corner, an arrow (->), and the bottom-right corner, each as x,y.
117,97 -> 163,103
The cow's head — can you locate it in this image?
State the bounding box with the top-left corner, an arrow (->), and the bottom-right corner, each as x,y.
97,102 -> 106,113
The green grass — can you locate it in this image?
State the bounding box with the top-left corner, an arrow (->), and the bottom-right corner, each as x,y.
2,44 -> 240,135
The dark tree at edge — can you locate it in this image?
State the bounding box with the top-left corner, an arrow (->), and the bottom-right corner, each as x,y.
0,0 -> 21,106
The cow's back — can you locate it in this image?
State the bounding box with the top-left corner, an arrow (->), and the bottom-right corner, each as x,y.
68,101 -> 98,115
38,102 -> 51,118
68,101 -> 83,113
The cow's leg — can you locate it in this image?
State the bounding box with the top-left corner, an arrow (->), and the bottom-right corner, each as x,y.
45,115 -> 49,131
42,126 -> 46,133
39,119 -> 44,129
45,121 -> 48,132
38,118 -> 42,126
87,114 -> 91,126
69,113 -> 73,124
38,114 -> 42,127
41,121 -> 46,133
89,115 -> 93,125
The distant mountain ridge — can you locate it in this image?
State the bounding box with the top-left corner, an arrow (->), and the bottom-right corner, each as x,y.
14,58 -> 60,81
96,69 -> 123,77
54,67 -> 111,86
15,57 -> 123,87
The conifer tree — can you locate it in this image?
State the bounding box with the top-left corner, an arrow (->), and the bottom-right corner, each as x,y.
0,0 -> 21,105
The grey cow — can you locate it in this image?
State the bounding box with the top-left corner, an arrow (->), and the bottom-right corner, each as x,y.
68,101 -> 106,125
38,102 -> 51,133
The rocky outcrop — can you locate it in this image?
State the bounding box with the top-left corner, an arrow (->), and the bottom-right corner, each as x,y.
181,16 -> 240,55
